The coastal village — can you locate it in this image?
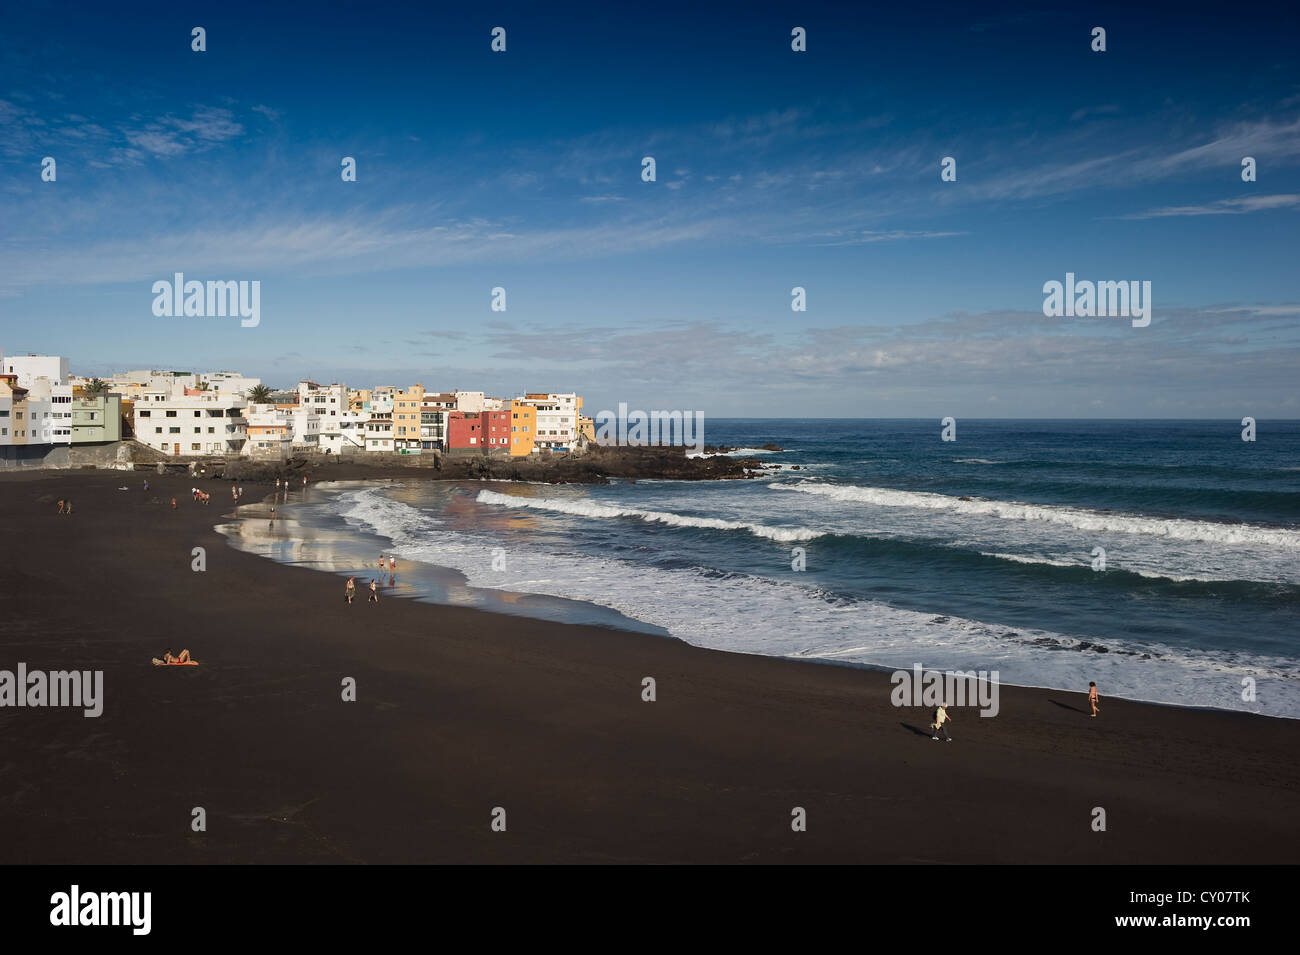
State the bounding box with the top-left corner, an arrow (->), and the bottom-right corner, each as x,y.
0,350 -> 592,463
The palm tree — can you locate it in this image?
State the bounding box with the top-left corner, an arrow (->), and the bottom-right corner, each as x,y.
83,378 -> 109,397
247,384 -> 273,403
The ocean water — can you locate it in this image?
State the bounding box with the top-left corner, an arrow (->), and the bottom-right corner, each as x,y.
233,420 -> 1300,718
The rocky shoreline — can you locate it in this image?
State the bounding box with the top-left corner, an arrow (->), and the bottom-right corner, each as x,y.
149,443 -> 780,485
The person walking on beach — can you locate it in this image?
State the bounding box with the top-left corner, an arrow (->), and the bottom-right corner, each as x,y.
379,555 -> 386,572
171,496 -> 177,510
388,555 -> 396,572
931,703 -> 953,741
143,479 -> 149,493
276,478 -> 281,490
368,579 -> 378,603
57,499 -> 65,514
1088,682 -> 1100,718
345,576 -> 356,604
65,499 -> 72,515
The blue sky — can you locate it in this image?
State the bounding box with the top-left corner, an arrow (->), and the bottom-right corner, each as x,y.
1,0 -> 1297,416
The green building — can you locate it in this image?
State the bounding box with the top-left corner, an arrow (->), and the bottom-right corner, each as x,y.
70,394 -> 122,443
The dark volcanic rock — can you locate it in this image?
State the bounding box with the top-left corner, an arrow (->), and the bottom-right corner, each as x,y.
190,445 -> 761,486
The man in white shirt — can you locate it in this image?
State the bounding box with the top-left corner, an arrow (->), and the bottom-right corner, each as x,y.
931,704 -> 953,742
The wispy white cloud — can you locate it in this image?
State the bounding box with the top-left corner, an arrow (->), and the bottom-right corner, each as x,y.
1114,194 -> 1300,219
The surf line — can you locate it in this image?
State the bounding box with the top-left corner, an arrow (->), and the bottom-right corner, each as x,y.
0,663 -> 103,717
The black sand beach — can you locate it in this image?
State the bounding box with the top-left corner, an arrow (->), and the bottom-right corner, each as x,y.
1,469 -> 1296,863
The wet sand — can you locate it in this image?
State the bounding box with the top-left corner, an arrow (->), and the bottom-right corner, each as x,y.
0,469 -> 1296,863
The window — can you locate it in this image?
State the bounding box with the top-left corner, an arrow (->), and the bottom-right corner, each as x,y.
169,427 -> 180,434
166,410 -> 176,417
191,443 -> 201,451
194,410 -> 201,417
155,427 -> 162,434
208,427 -> 215,434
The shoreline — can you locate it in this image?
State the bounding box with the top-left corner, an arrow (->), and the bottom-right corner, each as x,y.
1,468 -> 1296,863
249,477 -> 1297,722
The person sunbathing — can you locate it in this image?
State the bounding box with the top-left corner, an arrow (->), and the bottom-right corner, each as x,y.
152,648 -> 196,666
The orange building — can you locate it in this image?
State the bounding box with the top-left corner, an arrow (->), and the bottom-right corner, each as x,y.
507,400 -> 536,456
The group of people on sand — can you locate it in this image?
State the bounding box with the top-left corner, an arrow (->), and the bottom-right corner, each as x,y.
344,576 -> 379,604
191,487 -> 211,505
56,498 -> 73,515
342,556 -> 396,605
929,681 -> 1102,743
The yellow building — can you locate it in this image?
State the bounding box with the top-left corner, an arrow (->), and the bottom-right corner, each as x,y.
507,400 -> 536,456
349,389 -> 370,413
393,383 -> 426,451
578,414 -> 595,445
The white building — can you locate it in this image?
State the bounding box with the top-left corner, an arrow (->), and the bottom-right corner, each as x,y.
2,354 -> 69,386
0,356 -> 73,445
520,393 -> 581,451
245,404 -> 294,459
364,413 -> 394,452
453,390 -> 485,413
108,369 -> 199,400
133,390 -> 248,456
289,404 -> 320,450
318,409 -> 367,454
21,377 -> 73,445
199,371 -> 262,396
298,381 -> 346,416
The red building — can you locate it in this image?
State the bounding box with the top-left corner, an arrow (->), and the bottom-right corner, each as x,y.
481,409 -> 512,452
447,409 -> 516,452
446,411 -> 482,449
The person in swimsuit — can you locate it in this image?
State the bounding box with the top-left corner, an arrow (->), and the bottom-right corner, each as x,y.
368,579 -> 378,603
162,649 -> 192,664
1088,682 -> 1100,718
389,556 -> 396,572
345,577 -> 356,604
57,499 -> 65,514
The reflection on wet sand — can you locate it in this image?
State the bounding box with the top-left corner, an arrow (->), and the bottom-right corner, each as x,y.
215,480 -> 666,635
